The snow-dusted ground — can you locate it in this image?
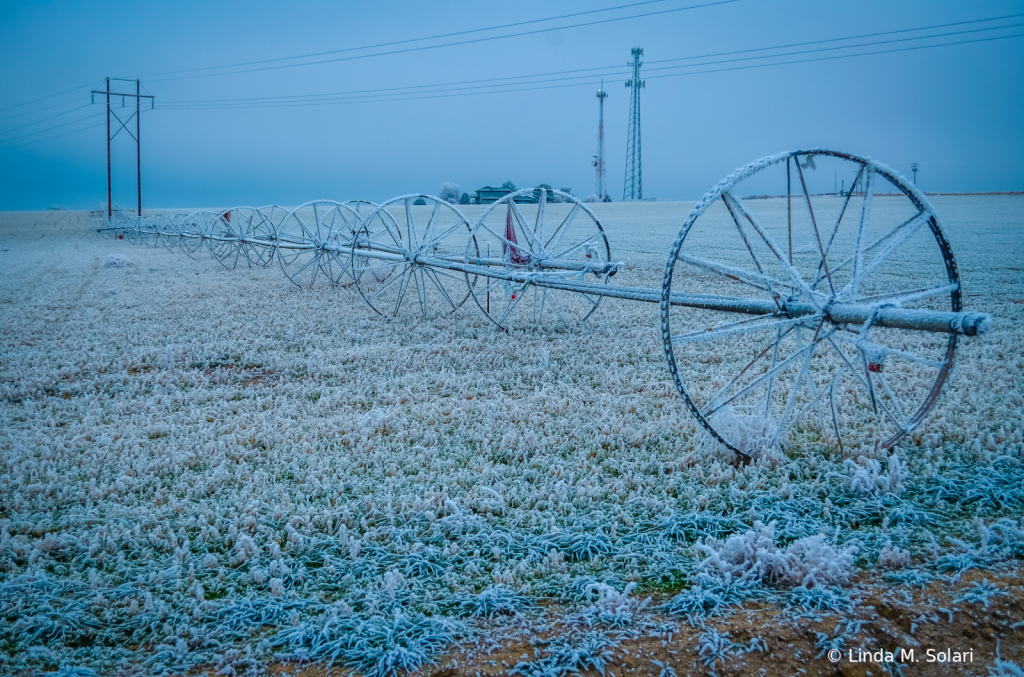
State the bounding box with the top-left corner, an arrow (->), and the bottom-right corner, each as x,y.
1,199 -> 1022,675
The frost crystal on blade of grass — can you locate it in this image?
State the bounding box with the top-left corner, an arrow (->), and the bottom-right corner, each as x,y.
455,584 -> 530,619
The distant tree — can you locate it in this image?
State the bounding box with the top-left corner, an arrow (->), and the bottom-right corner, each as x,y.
413,197 -> 427,205
560,187 -> 572,196
501,181 -> 517,192
534,183 -> 554,202
439,182 -> 461,204
584,194 -> 599,203
603,195 -> 612,202
459,192 -> 471,205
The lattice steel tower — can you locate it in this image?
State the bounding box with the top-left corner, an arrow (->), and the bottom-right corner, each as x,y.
593,81 -> 609,201
623,48 -> 645,201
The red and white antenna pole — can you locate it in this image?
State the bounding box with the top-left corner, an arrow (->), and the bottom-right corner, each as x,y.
595,81 -> 608,201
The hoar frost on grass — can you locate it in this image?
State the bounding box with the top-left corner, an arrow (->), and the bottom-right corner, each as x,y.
1,207 -> 1023,673
102,253 -> 133,268
692,406 -> 786,465
696,521 -> 857,589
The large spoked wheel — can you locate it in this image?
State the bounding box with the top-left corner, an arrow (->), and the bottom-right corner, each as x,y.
467,189 -> 612,331
231,206 -> 280,268
350,195 -> 477,318
276,201 -> 363,288
662,150 -> 962,462
207,210 -> 244,270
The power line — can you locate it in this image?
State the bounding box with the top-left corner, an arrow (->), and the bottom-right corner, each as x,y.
153,13 -> 1024,109
646,31 -> 1024,82
144,0 -> 743,82
156,68 -> 632,109
140,0 -> 681,77
642,21 -> 1024,74
153,32 -> 1024,112
155,23 -> 1024,111
2,119 -> 106,150
0,104 -> 92,137
159,63 -> 628,106
0,80 -> 103,114
4,19 -> 1020,147
0,95 -> 96,123
0,109 -> 104,145
643,11 -> 1023,66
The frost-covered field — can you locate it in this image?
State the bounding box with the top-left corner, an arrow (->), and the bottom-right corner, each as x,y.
1,198 -> 1023,676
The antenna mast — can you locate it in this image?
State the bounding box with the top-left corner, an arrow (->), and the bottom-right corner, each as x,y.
594,81 -> 609,201
623,48 -> 645,201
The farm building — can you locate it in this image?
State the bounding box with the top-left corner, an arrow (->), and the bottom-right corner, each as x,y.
474,186 -> 539,204
474,186 -> 511,203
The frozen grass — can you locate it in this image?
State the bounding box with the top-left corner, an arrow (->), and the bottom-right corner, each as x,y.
0,201 -> 1022,673
512,631 -> 617,677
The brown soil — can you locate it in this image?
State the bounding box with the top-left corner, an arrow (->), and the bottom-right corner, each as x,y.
261,563 -> 1023,677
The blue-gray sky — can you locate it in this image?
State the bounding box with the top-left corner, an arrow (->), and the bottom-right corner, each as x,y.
1,0 -> 1022,210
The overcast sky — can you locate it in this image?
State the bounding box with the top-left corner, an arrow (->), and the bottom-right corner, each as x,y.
1,0 -> 1022,210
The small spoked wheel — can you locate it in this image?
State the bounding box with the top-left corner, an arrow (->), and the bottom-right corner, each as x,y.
161,215 -> 184,253
467,189 -> 612,331
662,150 -> 962,462
179,212 -> 214,259
350,195 -> 476,318
242,205 -> 288,267
276,201 -> 363,288
133,216 -> 156,247
122,217 -> 142,245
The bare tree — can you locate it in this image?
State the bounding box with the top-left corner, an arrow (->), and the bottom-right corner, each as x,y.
439,183 -> 461,204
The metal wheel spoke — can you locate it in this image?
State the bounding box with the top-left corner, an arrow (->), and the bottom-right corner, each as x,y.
844,213 -> 932,299
552,232 -> 602,261
849,167 -> 876,299
423,200 -> 441,245
672,314 -> 810,345
676,253 -> 806,299
542,286 -> 574,327
424,267 -> 459,310
416,268 -> 429,317
496,289 -> 526,327
833,333 -> 945,368
794,155 -> 835,295
427,220 -> 470,249
788,362 -> 838,444
722,191 -> 820,305
820,210 -> 926,289
367,266 -> 409,301
355,259 -> 404,274
533,189 -> 547,255
856,282 -> 959,306
824,336 -> 906,431
771,325 -> 821,447
392,266 -> 413,317
507,201 -> 537,250
475,222 -> 526,263
817,165 -> 864,271
402,199 -> 418,250
701,324 -> 804,416
545,203 -> 580,250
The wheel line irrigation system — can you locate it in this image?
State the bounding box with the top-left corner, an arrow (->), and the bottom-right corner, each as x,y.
98,149 -> 994,463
